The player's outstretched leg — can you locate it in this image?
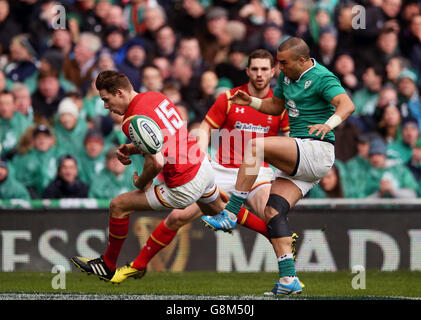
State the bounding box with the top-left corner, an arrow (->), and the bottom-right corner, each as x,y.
110,262 -> 147,284
263,193 -> 303,295
71,256 -> 115,281
110,219 -> 178,284
202,207 -> 300,261
201,209 -> 237,233
201,189 -> 250,232
264,277 -> 303,296
71,194 -> 133,281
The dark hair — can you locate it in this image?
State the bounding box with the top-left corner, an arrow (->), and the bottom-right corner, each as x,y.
156,24 -> 174,35
37,69 -> 59,81
140,63 -> 160,75
179,35 -> 199,43
247,49 -> 275,68
321,164 -> 344,198
58,154 -> 77,170
95,70 -> 133,94
366,63 -> 385,79
278,37 -> 310,60
378,26 -> 397,38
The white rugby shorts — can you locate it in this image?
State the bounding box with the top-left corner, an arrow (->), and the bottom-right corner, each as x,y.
145,157 -> 219,210
210,161 -> 273,201
273,138 -> 335,196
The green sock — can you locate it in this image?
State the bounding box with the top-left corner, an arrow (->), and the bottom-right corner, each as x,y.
278,257 -> 296,278
225,192 -> 247,215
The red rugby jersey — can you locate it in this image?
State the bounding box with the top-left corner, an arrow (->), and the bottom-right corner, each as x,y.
122,92 -> 204,188
205,84 -> 289,168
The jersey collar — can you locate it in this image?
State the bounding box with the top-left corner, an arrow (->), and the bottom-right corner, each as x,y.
295,58 -> 316,82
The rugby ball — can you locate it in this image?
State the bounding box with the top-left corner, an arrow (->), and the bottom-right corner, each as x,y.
128,115 -> 164,154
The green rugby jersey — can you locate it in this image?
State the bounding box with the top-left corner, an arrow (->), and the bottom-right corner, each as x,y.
274,59 -> 345,142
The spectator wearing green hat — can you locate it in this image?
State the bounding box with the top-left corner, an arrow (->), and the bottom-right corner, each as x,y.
397,68 -> 421,130
308,2 -> 335,44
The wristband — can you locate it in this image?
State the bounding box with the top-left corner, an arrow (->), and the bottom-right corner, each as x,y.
249,97 -> 262,110
325,114 -> 342,129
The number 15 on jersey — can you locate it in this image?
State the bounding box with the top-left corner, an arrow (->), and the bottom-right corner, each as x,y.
155,99 -> 184,135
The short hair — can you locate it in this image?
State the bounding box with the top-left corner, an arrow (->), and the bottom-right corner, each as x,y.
95,71 -> 133,94
156,24 -> 175,35
37,69 -> 58,81
389,55 -> 411,69
278,37 -> 310,60
179,35 -> 199,44
10,82 -> 29,94
378,26 -> 397,39
247,49 -> 275,68
366,63 -> 385,78
58,154 -> 78,170
78,32 -> 102,54
145,5 -> 167,21
140,63 -> 161,76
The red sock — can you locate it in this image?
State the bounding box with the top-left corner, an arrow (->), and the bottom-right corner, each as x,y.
103,216 -> 129,271
237,207 -> 270,239
132,220 -> 178,270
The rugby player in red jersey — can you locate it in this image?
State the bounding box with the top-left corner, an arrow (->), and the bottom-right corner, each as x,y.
71,70 -> 225,283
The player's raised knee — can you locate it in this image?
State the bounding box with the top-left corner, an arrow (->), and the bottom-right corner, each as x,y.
265,194 -> 292,239
109,196 -> 126,218
166,210 -> 186,229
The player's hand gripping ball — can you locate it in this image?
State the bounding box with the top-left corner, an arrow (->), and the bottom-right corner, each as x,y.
129,115 -> 164,154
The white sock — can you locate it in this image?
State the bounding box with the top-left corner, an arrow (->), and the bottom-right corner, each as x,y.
277,254 -> 294,262
232,190 -> 249,199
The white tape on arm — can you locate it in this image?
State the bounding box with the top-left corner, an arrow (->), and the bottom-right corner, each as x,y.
249,97 -> 262,110
325,114 -> 342,129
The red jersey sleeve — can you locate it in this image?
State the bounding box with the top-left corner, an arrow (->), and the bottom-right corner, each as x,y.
204,91 -> 230,129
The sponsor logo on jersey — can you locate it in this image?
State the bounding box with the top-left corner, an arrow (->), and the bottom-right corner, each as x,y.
286,99 -> 299,118
286,99 -> 296,108
235,107 -> 245,113
283,76 -> 290,85
234,121 -> 270,133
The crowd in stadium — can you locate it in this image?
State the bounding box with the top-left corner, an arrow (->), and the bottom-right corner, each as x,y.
1,0 -> 421,200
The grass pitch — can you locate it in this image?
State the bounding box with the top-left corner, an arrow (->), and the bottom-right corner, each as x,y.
0,270 -> 420,300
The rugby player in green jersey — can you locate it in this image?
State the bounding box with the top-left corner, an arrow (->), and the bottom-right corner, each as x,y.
204,37 -> 355,295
